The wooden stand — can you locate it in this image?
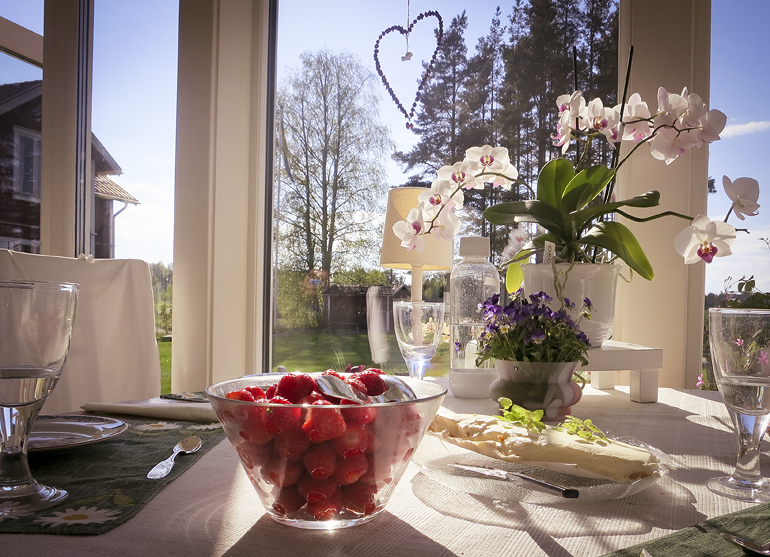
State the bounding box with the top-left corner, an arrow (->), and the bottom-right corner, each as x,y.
578,340 -> 663,403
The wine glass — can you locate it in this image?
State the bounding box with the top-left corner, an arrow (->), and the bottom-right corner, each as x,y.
0,280 -> 78,516
392,301 -> 445,380
707,308 -> 770,502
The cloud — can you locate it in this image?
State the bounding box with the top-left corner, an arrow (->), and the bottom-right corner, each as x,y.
721,121 -> 770,138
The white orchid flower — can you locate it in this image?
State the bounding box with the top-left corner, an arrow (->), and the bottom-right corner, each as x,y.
657,87 -> 689,119
586,97 -> 621,142
432,207 -> 460,241
437,161 -> 480,190
556,91 -> 587,126
418,178 -> 463,218
618,93 -> 652,141
464,145 -> 510,173
392,207 -> 426,252
674,214 -> 736,264
723,176 -> 760,220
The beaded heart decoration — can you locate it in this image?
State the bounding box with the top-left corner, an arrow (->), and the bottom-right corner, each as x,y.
373,11 -> 443,129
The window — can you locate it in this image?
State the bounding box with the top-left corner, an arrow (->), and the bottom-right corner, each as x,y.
13,126 -> 41,197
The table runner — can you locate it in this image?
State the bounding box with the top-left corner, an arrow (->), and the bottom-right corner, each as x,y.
0,416 -> 225,535
602,501 -> 770,556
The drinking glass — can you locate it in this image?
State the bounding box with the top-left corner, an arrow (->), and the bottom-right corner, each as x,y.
392,301 -> 445,380
707,308 -> 770,502
0,280 -> 78,515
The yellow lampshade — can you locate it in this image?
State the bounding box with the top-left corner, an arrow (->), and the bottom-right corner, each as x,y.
379,187 -> 453,271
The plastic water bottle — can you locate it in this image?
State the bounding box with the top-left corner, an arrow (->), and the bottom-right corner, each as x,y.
449,236 -> 500,398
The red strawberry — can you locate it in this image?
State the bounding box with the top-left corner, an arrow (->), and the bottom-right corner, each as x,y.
340,399 -> 377,424
297,475 -> 338,504
332,422 -> 368,459
263,396 -> 302,435
302,442 -> 337,480
265,383 -> 277,398
226,389 -> 255,402
244,385 -> 266,400
346,376 -> 368,396
299,391 -> 325,405
235,440 -> 272,469
272,484 -> 305,515
261,455 -> 303,487
302,400 -> 347,443
236,412 -> 273,445
276,373 -> 315,403
333,453 -> 368,485
351,370 -> 386,396
274,428 -> 312,461
364,368 -> 385,375
341,482 -> 377,514
307,491 -> 343,520
321,369 -> 345,381
358,456 -> 393,490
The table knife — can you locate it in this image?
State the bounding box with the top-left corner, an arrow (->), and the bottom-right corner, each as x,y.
448,463 -> 579,499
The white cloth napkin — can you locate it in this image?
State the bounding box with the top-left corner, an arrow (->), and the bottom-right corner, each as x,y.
81,397 -> 219,422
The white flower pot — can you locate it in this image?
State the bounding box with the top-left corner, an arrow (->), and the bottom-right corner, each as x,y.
521,262 -> 620,347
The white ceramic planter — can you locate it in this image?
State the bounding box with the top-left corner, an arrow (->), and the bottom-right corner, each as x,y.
521,262 -> 620,347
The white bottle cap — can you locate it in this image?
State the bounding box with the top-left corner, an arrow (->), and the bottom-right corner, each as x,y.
459,236 -> 491,258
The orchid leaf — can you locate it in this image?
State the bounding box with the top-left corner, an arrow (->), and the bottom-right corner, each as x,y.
536,159 -> 575,210
505,249 -> 531,293
581,221 -> 654,280
484,200 -> 567,238
570,190 -> 660,233
561,166 -> 615,214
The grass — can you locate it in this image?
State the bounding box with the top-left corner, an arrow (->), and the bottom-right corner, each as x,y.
157,330 -> 451,396
158,341 -> 172,394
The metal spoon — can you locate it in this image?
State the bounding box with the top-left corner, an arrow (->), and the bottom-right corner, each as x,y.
721,532 -> 770,555
315,374 -> 370,403
373,374 -> 417,402
147,435 -> 202,479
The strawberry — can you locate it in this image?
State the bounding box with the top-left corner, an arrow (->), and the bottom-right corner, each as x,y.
364,367 -> 385,375
299,391 -> 325,405
297,474 -> 338,504
357,456 -> 393,490
332,422 -> 368,459
341,482 -> 377,514
261,455 -> 303,487
307,491 -> 343,520
340,399 -> 377,424
235,439 -> 273,469
274,428 -> 312,461
346,376 -> 368,396
225,389 -> 255,401
271,484 -> 305,516
321,369 -> 345,381
333,453 -> 368,485
302,442 -> 337,480
244,385 -> 266,400
302,400 -> 347,443
351,370 -> 386,396
265,383 -> 277,398
276,373 -> 315,403
263,396 -> 302,435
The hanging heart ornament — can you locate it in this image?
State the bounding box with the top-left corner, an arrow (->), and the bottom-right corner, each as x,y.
374,11 -> 443,129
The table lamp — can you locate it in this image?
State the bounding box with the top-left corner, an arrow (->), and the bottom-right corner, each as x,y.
380,187 -> 453,301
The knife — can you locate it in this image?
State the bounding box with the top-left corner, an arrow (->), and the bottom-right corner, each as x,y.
448,463 -> 579,499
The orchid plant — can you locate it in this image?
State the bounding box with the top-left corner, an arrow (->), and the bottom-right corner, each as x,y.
392,86 -> 760,291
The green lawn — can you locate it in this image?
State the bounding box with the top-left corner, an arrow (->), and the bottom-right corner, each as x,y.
157,330 -> 450,395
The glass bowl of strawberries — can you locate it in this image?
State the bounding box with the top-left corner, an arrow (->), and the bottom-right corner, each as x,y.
206,369 -> 446,529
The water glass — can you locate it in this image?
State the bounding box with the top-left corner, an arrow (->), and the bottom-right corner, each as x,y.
0,280 -> 78,515
392,301 -> 445,380
707,308 -> 770,502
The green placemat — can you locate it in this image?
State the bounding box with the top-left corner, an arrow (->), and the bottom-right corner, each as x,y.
602,501 -> 770,556
0,417 -> 226,535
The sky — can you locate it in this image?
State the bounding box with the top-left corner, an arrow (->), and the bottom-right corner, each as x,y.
0,0 -> 767,294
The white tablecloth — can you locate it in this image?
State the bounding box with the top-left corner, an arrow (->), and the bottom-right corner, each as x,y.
4,385 -> 768,557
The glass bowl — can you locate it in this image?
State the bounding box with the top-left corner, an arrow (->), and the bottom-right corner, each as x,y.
206,374 -> 446,529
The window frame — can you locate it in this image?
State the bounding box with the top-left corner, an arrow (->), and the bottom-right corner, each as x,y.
13,126 -> 42,198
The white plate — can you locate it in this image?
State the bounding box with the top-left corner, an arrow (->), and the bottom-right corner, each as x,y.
29,415 -> 128,452
412,433 -> 668,505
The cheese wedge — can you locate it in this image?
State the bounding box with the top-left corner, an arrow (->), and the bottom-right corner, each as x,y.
429,407 -> 659,482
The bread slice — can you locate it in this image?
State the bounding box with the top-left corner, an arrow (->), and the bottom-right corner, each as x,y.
428,407 -> 659,482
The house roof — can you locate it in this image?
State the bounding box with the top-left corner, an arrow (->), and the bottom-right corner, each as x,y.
94,175 -> 139,205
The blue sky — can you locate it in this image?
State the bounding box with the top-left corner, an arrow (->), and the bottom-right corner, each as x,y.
1,0 -> 767,294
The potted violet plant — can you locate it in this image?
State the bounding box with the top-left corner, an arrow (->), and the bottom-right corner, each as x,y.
475,289 -> 591,421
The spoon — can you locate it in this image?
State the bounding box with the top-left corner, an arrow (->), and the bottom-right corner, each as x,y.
373,375 -> 417,402
147,436 -> 202,479
315,374 -> 370,403
721,532 -> 770,555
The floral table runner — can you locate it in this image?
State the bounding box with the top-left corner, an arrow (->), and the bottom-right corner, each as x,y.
0,416 -> 225,535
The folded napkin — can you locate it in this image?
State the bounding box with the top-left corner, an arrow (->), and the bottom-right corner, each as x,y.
82,396 -> 219,422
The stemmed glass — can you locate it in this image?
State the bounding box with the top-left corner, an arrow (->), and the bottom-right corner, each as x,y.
707,308 -> 770,502
392,301 -> 445,380
0,280 -> 78,516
